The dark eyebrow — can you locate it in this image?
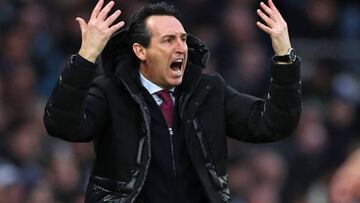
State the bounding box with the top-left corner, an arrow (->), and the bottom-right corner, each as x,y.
162,35 -> 176,40
162,33 -> 188,40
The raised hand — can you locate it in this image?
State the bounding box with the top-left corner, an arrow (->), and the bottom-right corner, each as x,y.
256,0 -> 292,56
76,0 -> 125,63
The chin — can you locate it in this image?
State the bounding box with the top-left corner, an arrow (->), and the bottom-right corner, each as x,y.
168,78 -> 183,87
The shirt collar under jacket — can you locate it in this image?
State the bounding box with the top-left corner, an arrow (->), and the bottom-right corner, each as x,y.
139,71 -> 175,95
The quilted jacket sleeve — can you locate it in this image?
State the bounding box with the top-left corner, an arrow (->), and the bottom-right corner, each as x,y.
43,54 -> 109,142
226,57 -> 302,143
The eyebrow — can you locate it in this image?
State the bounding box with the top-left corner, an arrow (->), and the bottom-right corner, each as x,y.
161,33 -> 188,39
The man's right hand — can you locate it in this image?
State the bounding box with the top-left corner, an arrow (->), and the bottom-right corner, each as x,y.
77,0 -> 125,63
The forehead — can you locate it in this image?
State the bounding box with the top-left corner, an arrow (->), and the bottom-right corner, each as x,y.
146,15 -> 186,37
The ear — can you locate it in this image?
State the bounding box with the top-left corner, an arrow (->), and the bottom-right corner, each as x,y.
132,43 -> 146,61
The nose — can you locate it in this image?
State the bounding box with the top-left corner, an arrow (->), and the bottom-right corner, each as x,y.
175,38 -> 187,53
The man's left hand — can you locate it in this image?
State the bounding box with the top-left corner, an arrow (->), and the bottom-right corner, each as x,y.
256,0 -> 292,56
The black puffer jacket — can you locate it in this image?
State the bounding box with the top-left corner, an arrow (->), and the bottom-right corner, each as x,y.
43,29 -> 302,203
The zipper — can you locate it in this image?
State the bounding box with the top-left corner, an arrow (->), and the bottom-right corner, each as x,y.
169,128 -> 177,177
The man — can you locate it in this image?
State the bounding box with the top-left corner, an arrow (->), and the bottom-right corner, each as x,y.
43,0 -> 302,202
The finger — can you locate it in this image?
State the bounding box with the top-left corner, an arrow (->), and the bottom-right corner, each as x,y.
107,21 -> 125,34
76,17 -> 87,33
257,9 -> 274,28
104,10 -> 121,27
256,21 -> 272,35
269,0 -> 287,22
268,0 -> 278,11
98,1 -> 115,21
90,0 -> 104,21
260,2 -> 274,18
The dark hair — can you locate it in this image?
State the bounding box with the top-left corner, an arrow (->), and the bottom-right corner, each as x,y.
127,2 -> 181,48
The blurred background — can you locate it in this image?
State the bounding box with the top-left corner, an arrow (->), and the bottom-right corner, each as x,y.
0,0 -> 359,202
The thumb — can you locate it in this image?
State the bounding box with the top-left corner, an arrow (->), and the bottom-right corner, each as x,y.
76,17 -> 86,33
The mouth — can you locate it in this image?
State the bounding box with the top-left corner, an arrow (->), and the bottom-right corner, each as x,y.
170,58 -> 184,74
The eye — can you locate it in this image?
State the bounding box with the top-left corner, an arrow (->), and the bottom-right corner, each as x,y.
163,37 -> 173,44
181,35 -> 187,42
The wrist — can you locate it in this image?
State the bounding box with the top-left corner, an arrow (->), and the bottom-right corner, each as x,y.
273,48 -> 297,64
275,48 -> 290,56
78,49 -> 97,63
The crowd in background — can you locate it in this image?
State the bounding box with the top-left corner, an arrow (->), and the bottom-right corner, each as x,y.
0,0 -> 359,202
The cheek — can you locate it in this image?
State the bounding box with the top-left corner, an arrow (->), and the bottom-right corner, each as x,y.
149,49 -> 169,66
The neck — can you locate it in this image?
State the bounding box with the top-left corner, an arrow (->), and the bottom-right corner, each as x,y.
139,65 -> 173,89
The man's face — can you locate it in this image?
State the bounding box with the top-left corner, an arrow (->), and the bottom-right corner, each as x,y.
138,15 -> 188,89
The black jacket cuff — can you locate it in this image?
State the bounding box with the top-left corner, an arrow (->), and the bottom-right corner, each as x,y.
60,54 -> 97,90
271,57 -> 301,85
